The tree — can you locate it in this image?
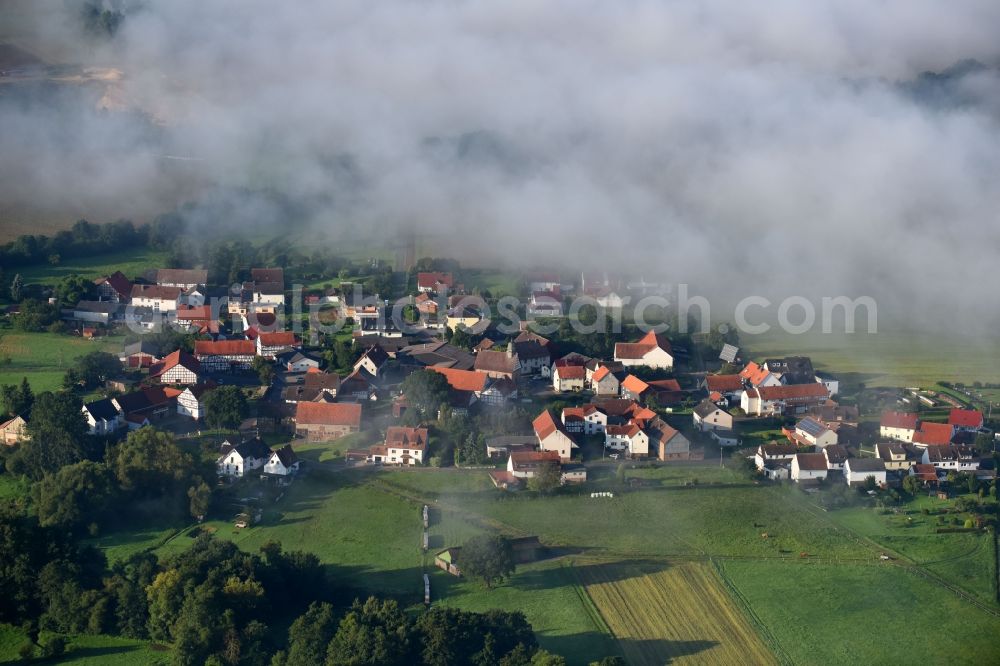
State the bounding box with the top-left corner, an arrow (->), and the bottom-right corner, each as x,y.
10,273 -> 23,302
0,377 -> 34,417
33,460 -> 117,531
54,274 -> 92,306
901,474 -> 922,496
527,462 -> 562,494
589,658 -> 626,666
459,535 -> 515,589
401,370 -> 451,420
10,392 -> 89,479
187,481 -> 212,520
863,475 -> 878,492
108,428 -> 202,516
253,356 -> 275,386
202,385 -> 248,431
327,597 -> 412,666
282,602 -> 338,666
531,650 -> 568,666
66,351 -> 121,390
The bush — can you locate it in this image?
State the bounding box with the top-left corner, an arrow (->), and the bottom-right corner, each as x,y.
40,636 -> 66,659
963,519 -> 975,529
17,642 -> 34,662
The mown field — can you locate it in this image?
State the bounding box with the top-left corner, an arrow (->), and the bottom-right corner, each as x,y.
744,328 -> 1000,387
0,624 -> 168,665
578,559 -> 776,666
0,331 -> 126,393
718,560 -> 1000,665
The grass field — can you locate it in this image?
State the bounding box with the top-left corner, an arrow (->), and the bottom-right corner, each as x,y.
743,328 -> 1000,387
718,560 -> 1000,665
0,331 -> 126,393
579,559 -> 776,666
0,625 -> 167,665
80,462 -> 1000,665
15,248 -> 170,286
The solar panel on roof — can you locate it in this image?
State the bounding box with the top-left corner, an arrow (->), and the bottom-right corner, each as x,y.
719,344 -> 739,363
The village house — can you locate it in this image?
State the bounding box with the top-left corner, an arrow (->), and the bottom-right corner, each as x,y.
256,331 -> 299,359
120,340 -> 161,369
251,268 -> 285,305
195,339 -> 256,372
474,346 -> 520,381
948,408 -> 984,432
417,271 -> 454,294
155,268 -> 208,290
693,399 -> 734,432
294,401 -> 362,441
263,445 -> 300,479
354,345 -> 390,378
528,273 -> 561,293
174,305 -> 220,335
562,404 -> 607,435
740,383 -> 829,417
619,374 -> 650,402
533,410 -> 577,461
338,370 -> 377,402
590,365 -> 622,396
754,444 -> 798,479
921,445 -> 980,472
216,437 -> 272,478
844,457 -> 887,486
152,349 -> 202,385
702,373 -> 745,405
788,417 -> 838,448
648,417 -> 690,461
791,452 -> 829,483
909,463 -> 940,486
646,378 -> 684,406
94,271 -> 132,302
282,370 -> 341,403
613,330 -> 674,370
552,363 -> 586,392
281,351 -> 322,373
512,336 -> 551,375
527,291 -> 563,317
177,385 -> 214,420
912,422 -> 955,448
82,398 -> 122,435
0,415 -> 29,445
479,377 -> 518,406
130,285 -> 182,313
823,444 -> 848,470
808,401 -> 860,424
739,362 -> 783,388
879,411 -> 918,442
606,422 -> 649,457
113,387 -> 182,424
876,442 -> 916,471
62,301 -> 120,326
383,426 -> 429,466
399,340 -> 476,370
506,450 -> 560,479
427,366 -> 490,408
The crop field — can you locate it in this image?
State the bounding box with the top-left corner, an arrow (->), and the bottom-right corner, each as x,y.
578,559 -> 776,666
0,331 -> 126,393
718,560 -> 1000,665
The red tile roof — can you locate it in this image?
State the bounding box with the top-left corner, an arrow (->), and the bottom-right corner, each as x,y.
533,410 -> 568,441
417,272 -> 453,290
510,450 -> 561,465
96,271 -> 132,298
740,362 -> 772,386
131,284 -> 182,301
294,402 -> 362,427
195,340 -> 256,356
556,365 -> 586,380
152,349 -> 201,377
614,330 -> 672,360
428,366 -> 489,393
756,384 -> 829,401
621,375 -> 650,394
880,411 -> 919,430
258,331 -> 298,346
913,422 -> 954,446
385,426 -> 428,450
591,366 -> 611,382
948,408 -> 983,429
705,374 -> 743,392
647,379 -> 681,392
794,452 -> 828,471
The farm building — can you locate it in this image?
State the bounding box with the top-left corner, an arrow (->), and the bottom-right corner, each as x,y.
533,410 -> 577,461
151,349 -> 202,385
843,457 -> 887,487
195,339 -> 256,371
693,400 -> 734,432
613,330 -> 674,370
0,415 -> 29,445
294,402 -> 363,441
790,452 -> 828,483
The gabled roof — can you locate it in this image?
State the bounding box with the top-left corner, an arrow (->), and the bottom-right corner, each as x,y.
428,366 -> 489,393
694,399 -> 726,419
880,411 -> 918,430
385,426 -> 429,450
251,268 -> 284,284
705,374 -> 743,392
533,410 -> 569,441
271,444 -> 298,467
84,397 -> 119,421
358,344 -> 390,368
152,349 -> 201,377
95,271 -> 132,298
910,463 -> 938,480
913,422 -> 954,446
740,362 -> 773,387
474,350 -> 518,375
195,339 -> 256,356
823,444 -> 848,463
924,445 -> 977,462
556,365 -> 586,380
846,457 -> 886,472
156,268 -> 207,285
131,284 -> 182,301
236,437 -> 272,461
795,417 -> 830,438
510,450 -> 561,466
592,366 -> 612,382
620,375 -> 649,394
417,272 -> 453,290
948,408 -> 983,428
123,340 -> 160,357
258,331 -> 298,346
755,384 -> 829,401
794,452 -> 828,471
647,378 -> 681,392
295,402 -> 362,427
614,330 -> 672,360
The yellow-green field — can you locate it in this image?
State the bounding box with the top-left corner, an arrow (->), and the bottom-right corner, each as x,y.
0,331 -> 126,393
578,560 -> 777,666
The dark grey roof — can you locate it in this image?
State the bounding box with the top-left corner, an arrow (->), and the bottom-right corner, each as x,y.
123,340 -> 160,356
236,437 -> 272,461
694,399 -> 725,419
272,444 -> 298,467
847,457 -> 886,472
84,397 -> 119,421
796,417 -> 828,438
72,301 -> 121,314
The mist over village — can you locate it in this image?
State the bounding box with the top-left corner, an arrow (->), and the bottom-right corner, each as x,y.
0,2 -> 998,665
